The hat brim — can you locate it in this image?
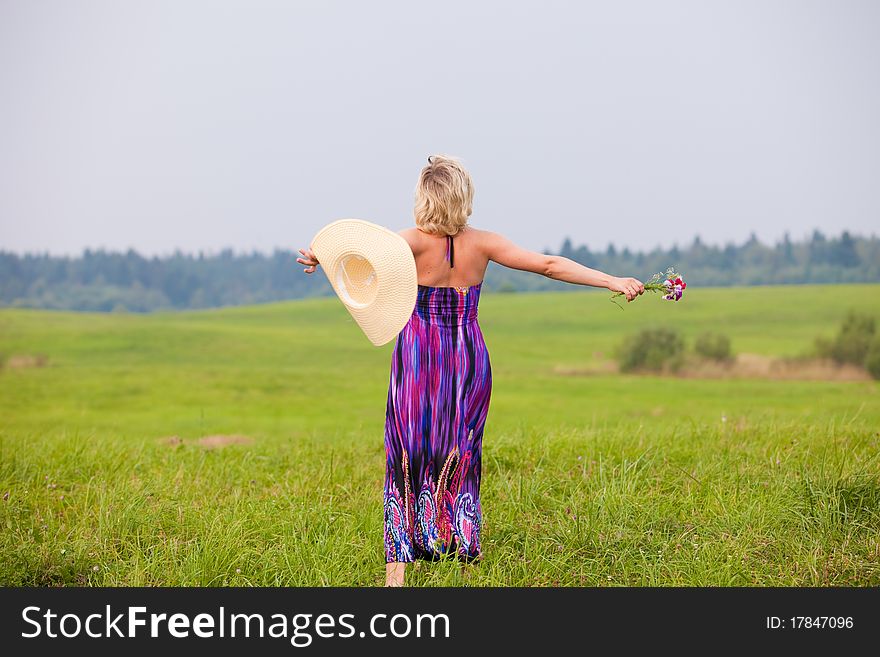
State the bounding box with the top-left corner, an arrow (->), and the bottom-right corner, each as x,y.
311,219 -> 417,346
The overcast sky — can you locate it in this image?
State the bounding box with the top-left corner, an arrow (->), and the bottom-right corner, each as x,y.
1,0 -> 878,256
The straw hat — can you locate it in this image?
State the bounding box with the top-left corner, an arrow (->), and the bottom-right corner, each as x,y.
310,219 -> 417,346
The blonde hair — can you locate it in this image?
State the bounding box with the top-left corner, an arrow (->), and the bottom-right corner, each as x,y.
413,155 -> 474,236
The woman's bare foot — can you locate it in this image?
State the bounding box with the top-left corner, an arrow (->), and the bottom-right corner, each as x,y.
385,562 -> 406,587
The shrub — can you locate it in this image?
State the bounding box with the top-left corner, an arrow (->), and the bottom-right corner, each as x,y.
815,311 -> 876,365
694,332 -> 732,362
616,327 -> 685,373
866,335 -> 880,380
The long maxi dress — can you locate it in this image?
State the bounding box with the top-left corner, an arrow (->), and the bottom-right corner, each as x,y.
383,233 -> 493,562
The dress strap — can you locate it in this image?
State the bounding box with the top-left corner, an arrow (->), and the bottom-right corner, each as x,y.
445,234 -> 455,269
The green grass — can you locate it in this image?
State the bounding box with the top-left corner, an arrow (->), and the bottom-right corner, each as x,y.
1,283 -> 878,586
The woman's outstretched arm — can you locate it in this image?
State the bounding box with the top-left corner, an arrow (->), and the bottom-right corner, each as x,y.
482,230 -> 645,302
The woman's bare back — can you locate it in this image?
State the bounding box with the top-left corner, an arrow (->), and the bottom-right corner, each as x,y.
399,226 -> 489,288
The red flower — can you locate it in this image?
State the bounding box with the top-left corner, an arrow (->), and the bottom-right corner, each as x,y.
674,277 -> 686,289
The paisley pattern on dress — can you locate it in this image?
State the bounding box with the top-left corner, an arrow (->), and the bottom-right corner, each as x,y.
383,479 -> 413,562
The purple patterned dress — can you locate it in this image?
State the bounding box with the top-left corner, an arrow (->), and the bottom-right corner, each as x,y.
383,235 -> 492,563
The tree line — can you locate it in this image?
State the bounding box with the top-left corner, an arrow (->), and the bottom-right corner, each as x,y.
1,230 -> 877,312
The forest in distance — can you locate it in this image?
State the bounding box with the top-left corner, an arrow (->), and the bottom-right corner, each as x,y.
1,229 -> 877,312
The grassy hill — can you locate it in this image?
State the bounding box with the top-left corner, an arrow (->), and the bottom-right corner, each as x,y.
1,284 -> 878,585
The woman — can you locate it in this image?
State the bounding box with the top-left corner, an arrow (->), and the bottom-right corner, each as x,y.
298,155 -> 645,586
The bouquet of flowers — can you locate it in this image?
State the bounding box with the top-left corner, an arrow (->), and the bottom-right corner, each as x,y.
611,266 -> 687,309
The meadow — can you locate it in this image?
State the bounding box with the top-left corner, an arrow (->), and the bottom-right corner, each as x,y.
1,283 -> 878,586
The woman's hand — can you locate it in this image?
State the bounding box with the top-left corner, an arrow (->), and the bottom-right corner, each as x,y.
296,248 -> 320,274
608,276 -> 645,302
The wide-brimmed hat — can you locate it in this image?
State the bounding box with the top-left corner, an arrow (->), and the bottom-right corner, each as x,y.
310,219 -> 417,346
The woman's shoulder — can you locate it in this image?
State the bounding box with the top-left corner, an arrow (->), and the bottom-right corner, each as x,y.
397,224 -> 499,253
397,226 -> 427,254
462,226 -> 503,252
